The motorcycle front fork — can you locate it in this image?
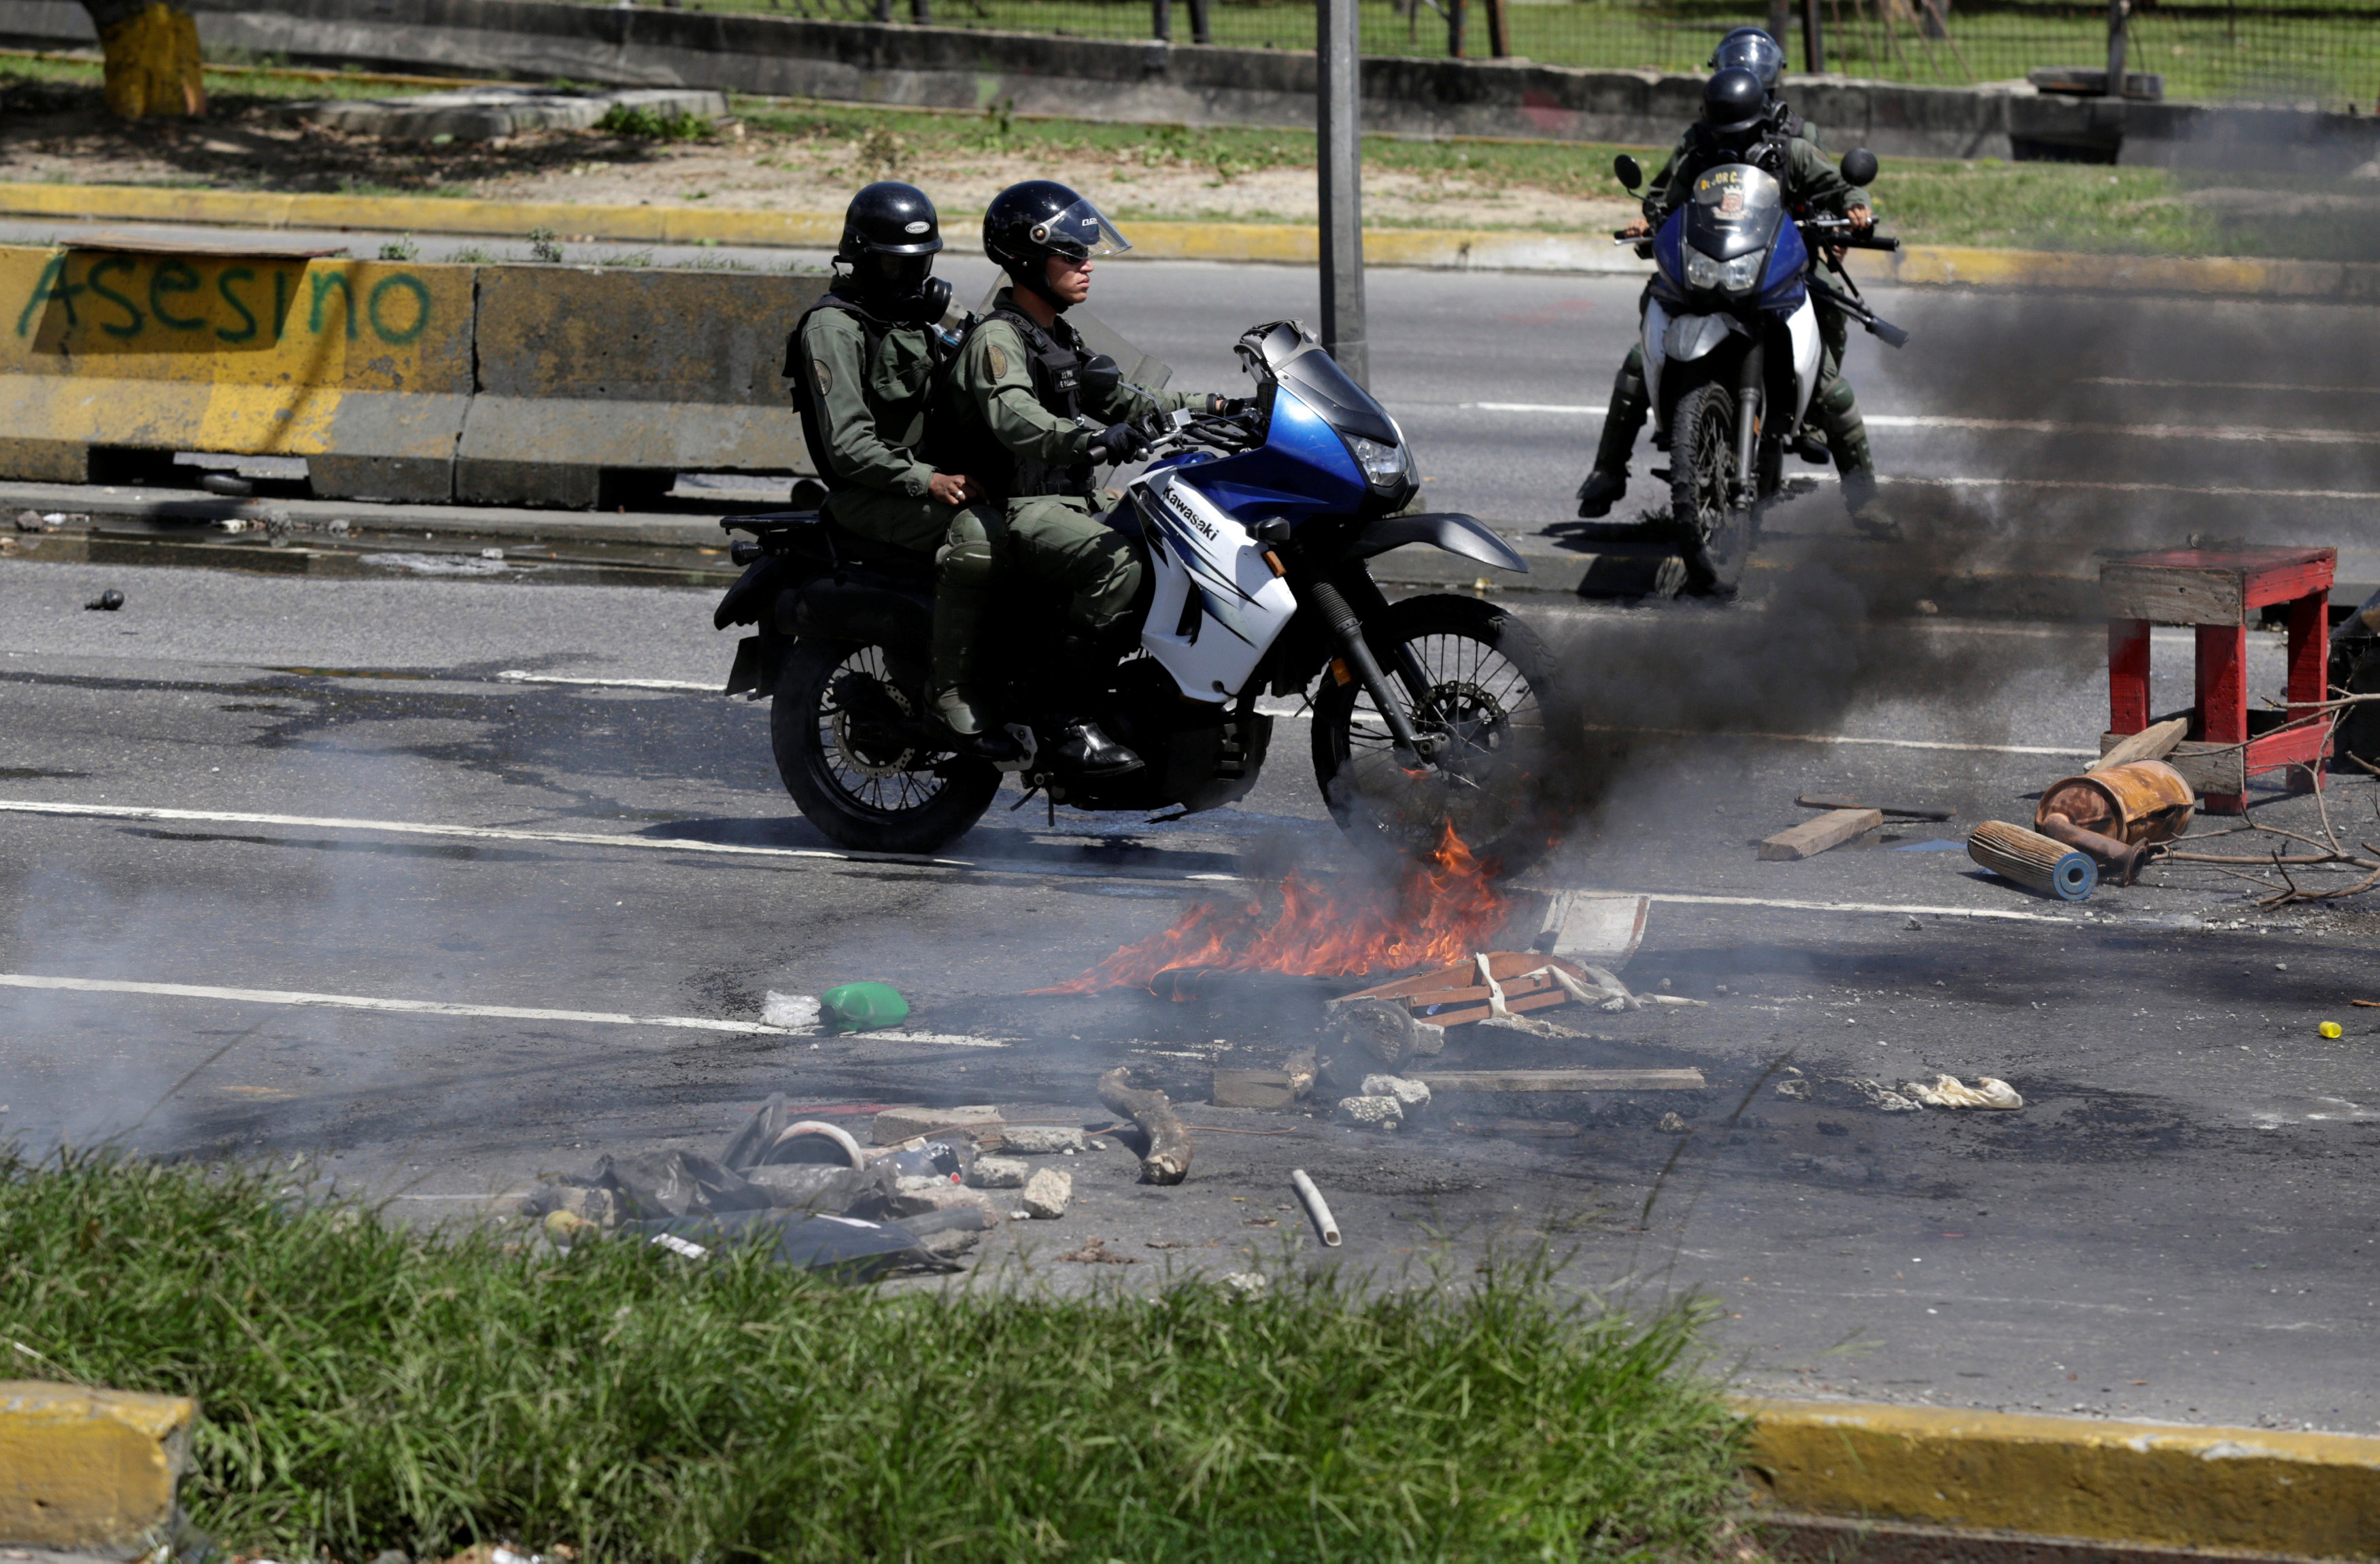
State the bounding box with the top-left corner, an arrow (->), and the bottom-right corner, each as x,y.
1732,344 -> 1765,505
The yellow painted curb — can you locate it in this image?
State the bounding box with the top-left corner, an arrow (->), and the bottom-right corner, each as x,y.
1739,1397 -> 2380,1557
0,1378 -> 194,1552
4,182 -> 2377,299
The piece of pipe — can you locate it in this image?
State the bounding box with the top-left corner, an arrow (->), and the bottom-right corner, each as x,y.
1291,1168 -> 1342,1246
2037,811 -> 2149,886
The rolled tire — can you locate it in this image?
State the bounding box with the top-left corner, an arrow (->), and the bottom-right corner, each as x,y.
1310,593 -> 1563,878
1668,379 -> 1744,596
770,638 -> 1000,854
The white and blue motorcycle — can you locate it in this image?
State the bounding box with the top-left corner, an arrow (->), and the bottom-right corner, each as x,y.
1617,146 -> 1906,594
715,322 -> 1563,874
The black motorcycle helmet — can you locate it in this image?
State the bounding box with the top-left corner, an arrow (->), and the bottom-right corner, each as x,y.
1702,66 -> 1768,151
835,181 -> 949,324
1710,27 -> 1785,95
982,179 -> 1132,311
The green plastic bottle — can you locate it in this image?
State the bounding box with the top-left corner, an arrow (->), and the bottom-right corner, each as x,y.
820,981 -> 910,1032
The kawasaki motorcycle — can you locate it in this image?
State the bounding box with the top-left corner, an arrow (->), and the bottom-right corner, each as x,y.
1616,145 -> 1906,594
713,320 -> 1563,874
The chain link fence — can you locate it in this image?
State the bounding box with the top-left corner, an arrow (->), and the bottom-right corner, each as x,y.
670,0 -> 2380,109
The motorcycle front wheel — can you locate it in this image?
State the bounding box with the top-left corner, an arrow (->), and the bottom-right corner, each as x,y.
1310,593 -> 1561,878
771,638 -> 1001,853
1667,378 -> 1749,596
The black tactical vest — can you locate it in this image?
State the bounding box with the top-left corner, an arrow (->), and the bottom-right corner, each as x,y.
930,303 -> 1095,504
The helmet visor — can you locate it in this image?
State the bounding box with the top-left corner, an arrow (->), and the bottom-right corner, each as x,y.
1714,32 -> 1784,89
1030,197 -> 1134,262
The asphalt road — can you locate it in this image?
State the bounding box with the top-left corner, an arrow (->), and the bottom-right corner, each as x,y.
4,555 -> 2379,1439
5,224 -> 2380,1435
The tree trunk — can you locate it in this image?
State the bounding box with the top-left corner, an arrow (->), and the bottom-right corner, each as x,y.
80,0 -> 206,118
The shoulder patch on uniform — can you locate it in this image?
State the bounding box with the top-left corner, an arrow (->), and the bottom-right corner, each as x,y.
986,341 -> 1008,381
813,360 -> 832,396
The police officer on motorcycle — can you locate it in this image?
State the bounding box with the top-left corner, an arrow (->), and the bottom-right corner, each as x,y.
786,181 -> 1019,760
935,179 -> 1234,777
1576,40 -> 1897,538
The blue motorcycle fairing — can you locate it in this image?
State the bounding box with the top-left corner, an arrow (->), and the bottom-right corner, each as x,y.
1168,385 -> 1369,527
1652,218 -> 1687,301
1757,219 -> 1810,312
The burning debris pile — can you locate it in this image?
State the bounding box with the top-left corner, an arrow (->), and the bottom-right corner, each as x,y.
1039,826 -> 1512,993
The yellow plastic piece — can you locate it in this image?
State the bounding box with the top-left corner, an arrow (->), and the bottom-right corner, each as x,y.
0,1379 -> 194,1551
1739,1396 -> 2380,1557
2320,1020 -> 2345,1038
98,2 -> 207,120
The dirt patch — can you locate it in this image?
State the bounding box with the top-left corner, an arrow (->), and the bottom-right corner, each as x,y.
0,89 -> 1634,234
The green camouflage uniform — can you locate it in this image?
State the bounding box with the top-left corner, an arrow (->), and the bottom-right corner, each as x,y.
941,288 -> 1202,637
792,300 -> 1000,707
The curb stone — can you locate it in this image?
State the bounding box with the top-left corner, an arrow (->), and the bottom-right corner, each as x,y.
3,183 -> 2377,299
1737,1397 -> 2380,1560
0,1379 -> 193,1556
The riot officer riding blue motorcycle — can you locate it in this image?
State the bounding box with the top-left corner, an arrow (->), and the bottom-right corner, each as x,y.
713,182 -> 1569,877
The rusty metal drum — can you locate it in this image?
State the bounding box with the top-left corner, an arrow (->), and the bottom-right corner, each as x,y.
2035,760 -> 2197,845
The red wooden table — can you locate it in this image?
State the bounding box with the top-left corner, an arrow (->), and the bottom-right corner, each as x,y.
2101,546 -> 2335,813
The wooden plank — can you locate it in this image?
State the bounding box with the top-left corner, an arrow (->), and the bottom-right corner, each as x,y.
1415,1068 -> 1706,1093
2092,717 -> 2188,772
1758,806 -> 1883,862
2100,563 -> 2242,626
1335,953 -> 1586,1006
1796,794 -> 1953,820
1410,988 -> 1582,1029
1210,1070 -> 1298,1109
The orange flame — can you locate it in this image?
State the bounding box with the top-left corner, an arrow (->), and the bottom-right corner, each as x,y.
1037,824 -> 1511,993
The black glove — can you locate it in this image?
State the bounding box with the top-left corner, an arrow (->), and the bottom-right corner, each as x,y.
1204,393 -> 1252,416
1093,421 -> 1147,463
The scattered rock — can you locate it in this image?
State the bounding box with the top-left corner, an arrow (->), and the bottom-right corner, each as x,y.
872,1104 -> 1000,1144
1903,1074 -> 2023,1110
1360,1073 -> 1431,1112
889,1178 -> 1003,1223
968,1155 -> 1030,1189
1325,996 -> 1445,1069
1056,1236 -> 1136,1264
1850,1078 -> 1924,1112
1657,1111 -> 1689,1134
1221,1270 -> 1270,1295
1335,1093 -> 1404,1131
762,990 -> 819,1031
1021,1166 -> 1071,1219
1000,1125 -> 1087,1155
1774,1078 -> 1812,1100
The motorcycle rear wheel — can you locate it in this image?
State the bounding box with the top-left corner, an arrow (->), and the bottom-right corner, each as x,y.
1667,379 -> 1748,596
771,638 -> 1000,853
1310,594 -> 1561,877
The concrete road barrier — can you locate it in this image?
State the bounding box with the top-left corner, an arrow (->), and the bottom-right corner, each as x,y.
462,265 -> 822,508
1,244 -> 474,502
0,242 -> 825,507
0,1379 -> 194,1554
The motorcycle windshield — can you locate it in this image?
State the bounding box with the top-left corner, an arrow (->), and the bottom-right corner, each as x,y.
1242,320 -> 1399,445
1684,164 -> 1784,262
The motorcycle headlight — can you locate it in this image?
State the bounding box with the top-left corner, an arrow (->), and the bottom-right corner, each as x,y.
1684,248 -> 1765,293
1349,435 -> 1410,490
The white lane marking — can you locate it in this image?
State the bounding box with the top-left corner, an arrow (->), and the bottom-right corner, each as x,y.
0,972 -> 1009,1046
2077,377 -> 2380,394
1887,475 -> 2380,503
1459,403 -> 2380,445
1632,891 -> 2071,924
1585,726 -> 2097,758
0,799 -> 1248,885
496,669 -> 719,692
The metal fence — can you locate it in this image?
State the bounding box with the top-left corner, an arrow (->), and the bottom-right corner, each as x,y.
707,0 -> 2380,107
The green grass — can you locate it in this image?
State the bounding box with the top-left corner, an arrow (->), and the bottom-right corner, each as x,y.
0,1150 -> 1746,1561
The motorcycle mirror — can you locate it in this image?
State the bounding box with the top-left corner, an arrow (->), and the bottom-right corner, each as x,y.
1613,153 -> 1644,191
1080,352 -> 1123,401
1841,148 -> 1880,187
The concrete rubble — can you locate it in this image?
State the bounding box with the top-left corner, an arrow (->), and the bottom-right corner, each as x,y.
292,86 -> 728,142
